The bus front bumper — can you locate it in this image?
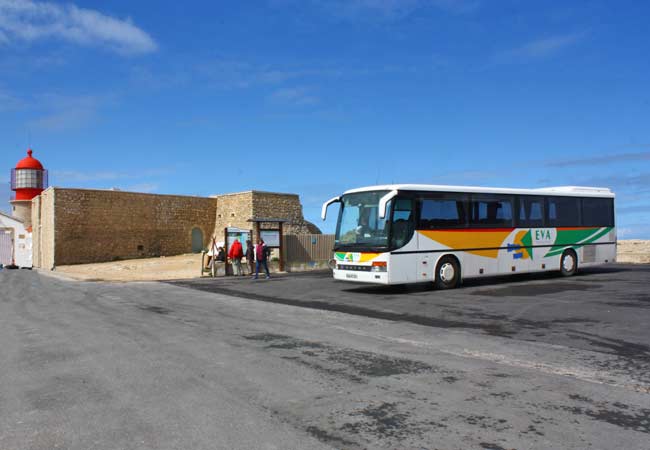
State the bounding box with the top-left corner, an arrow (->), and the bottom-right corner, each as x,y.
333,269 -> 389,284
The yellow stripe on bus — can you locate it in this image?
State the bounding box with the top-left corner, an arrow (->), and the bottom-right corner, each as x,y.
418,230 -> 513,259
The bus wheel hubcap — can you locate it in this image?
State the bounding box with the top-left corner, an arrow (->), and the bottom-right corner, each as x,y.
440,263 -> 454,282
563,254 -> 574,272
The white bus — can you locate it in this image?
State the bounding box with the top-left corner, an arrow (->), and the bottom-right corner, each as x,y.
321,185 -> 616,288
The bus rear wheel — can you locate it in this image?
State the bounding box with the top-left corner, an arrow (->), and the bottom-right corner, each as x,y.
435,256 -> 460,289
560,249 -> 577,277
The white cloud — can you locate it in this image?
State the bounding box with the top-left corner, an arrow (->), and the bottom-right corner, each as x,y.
546,151 -> 650,168
353,0 -> 479,15
51,170 -> 124,183
617,224 -> 650,240
0,0 -> 157,55
496,33 -> 584,63
269,86 -> 319,106
271,0 -> 479,19
0,89 -> 25,111
51,168 -> 173,184
125,183 -> 159,194
186,59 -> 408,92
29,106 -> 95,131
581,172 -> 650,192
27,93 -> 108,131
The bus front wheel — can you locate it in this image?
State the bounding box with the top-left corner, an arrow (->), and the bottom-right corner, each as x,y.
560,249 -> 578,277
435,256 -> 460,289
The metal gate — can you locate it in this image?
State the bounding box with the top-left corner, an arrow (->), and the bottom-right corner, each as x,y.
283,234 -> 335,263
0,230 -> 13,266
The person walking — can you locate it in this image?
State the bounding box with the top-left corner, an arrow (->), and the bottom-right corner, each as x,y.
253,239 -> 270,279
228,239 -> 244,276
245,240 -> 255,275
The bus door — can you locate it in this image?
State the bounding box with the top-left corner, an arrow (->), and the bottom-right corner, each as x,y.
389,198 -> 417,283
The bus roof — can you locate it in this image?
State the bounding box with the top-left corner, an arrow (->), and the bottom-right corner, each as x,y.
342,184 -> 615,198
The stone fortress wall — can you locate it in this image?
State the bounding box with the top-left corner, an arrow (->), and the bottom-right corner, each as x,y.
211,191 -> 320,239
31,188 -> 320,269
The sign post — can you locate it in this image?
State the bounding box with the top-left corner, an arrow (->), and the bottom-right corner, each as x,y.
248,218 -> 289,273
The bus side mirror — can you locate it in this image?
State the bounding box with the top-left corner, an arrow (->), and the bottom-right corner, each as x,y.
378,190 -> 398,219
321,196 -> 341,220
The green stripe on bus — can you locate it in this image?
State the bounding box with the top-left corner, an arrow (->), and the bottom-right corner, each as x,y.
545,227 -> 612,257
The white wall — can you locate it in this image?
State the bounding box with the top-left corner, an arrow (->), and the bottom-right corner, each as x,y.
0,213 -> 31,267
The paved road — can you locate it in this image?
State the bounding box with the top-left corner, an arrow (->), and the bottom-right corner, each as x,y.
0,265 -> 648,450
172,264 -> 650,369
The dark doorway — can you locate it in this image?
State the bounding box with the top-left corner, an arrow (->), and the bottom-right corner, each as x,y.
191,227 -> 203,253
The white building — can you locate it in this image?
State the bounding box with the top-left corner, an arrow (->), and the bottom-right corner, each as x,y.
0,211 -> 32,268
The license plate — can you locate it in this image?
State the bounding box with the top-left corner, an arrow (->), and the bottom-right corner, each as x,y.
345,273 -> 358,279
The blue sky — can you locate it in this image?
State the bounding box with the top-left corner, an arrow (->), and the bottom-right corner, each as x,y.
1,0 -> 649,237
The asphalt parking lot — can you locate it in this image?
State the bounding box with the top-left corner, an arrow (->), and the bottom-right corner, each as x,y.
170,263 -> 650,376
1,264 -> 649,450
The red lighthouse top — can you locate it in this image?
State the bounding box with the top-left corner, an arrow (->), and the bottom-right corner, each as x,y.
15,149 -> 44,170
11,148 -> 48,201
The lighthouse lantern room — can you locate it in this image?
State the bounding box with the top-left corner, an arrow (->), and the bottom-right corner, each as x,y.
10,149 -> 48,228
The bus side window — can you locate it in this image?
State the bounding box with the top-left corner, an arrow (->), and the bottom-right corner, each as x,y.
582,197 -> 614,227
547,197 -> 580,227
418,195 -> 467,229
470,195 -> 513,227
517,196 -> 544,228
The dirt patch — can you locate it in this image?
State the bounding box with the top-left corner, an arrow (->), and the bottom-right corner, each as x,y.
617,240 -> 650,264
53,253 -> 205,282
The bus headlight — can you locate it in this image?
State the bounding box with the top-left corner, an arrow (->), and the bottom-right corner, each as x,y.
371,261 -> 387,272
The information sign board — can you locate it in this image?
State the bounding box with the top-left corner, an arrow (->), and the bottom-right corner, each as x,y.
260,230 -> 280,248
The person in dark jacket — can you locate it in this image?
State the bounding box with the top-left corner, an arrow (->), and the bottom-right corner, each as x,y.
228,239 -> 244,276
253,239 -> 270,279
245,240 -> 255,275
216,246 -> 226,262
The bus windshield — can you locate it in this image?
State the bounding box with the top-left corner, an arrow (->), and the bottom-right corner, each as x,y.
336,191 -> 391,248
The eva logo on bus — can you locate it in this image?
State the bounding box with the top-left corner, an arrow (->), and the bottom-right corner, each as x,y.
533,228 -> 555,244
507,229 -> 555,260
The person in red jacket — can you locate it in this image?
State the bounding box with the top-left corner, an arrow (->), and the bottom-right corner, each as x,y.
228,239 -> 244,276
